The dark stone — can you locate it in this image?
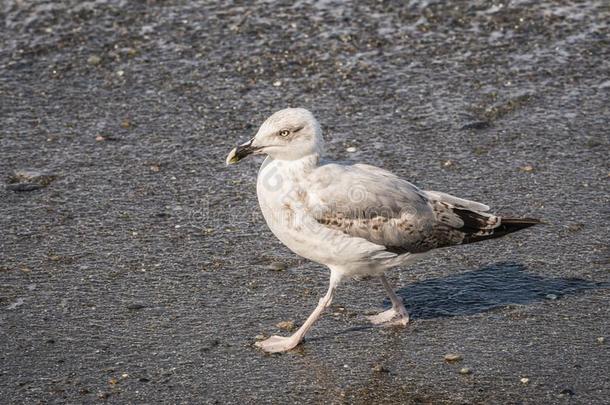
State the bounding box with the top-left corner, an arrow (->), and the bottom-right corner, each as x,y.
6,170 -> 56,192
460,121 -> 491,130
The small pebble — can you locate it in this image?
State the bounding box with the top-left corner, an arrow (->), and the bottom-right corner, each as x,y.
443,159 -> 454,167
273,80 -> 282,87
444,353 -> 463,362
545,294 -> 558,300
597,337 -> 605,344
459,367 -> 472,375
266,262 -> 286,271
346,146 -> 357,153
116,70 -> 125,77
276,320 -> 295,331
255,334 -> 265,340
567,223 -> 584,233
6,169 -> 56,192
461,121 -> 490,130
372,364 -> 389,373
520,164 -> 535,173
520,377 -> 530,384
87,55 -> 101,65
126,303 -> 146,310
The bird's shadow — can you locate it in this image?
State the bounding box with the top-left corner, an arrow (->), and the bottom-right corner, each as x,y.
387,261 -> 607,320
307,262 -> 608,343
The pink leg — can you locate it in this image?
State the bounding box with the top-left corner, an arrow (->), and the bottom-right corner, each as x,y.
255,271 -> 341,353
367,274 -> 410,327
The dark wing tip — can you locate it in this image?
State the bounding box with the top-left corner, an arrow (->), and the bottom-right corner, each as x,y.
460,215 -> 542,245
501,217 -> 544,226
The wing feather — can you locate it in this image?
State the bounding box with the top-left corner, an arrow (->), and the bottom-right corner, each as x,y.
305,163 -> 439,252
304,163 -> 509,254
424,190 -> 490,212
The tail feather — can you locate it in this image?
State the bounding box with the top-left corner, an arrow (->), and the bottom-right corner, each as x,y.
452,208 -> 541,245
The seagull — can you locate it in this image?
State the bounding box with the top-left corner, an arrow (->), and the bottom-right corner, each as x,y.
226,107 -> 540,353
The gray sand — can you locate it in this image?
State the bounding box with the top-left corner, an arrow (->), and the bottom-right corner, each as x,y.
1,1 -> 609,403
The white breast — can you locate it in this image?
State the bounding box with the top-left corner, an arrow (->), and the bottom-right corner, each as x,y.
255,157 -> 402,276
256,157 -> 313,258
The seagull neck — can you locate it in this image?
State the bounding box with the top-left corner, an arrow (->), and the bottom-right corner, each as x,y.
284,153 -> 320,177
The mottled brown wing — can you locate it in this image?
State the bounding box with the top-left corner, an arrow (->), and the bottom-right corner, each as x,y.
305,163 -> 538,253
305,163 -> 467,253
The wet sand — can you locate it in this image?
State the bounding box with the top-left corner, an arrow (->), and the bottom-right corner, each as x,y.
1,1 -> 609,403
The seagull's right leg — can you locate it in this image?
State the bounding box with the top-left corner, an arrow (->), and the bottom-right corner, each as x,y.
255,271 -> 341,353
367,274 -> 410,327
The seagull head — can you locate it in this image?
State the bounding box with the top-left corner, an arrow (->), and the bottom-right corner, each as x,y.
226,107 -> 324,165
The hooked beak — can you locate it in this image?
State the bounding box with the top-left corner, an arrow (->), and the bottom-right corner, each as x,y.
226,138 -> 259,165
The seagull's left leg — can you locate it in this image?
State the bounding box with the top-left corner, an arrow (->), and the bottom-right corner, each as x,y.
255,271 -> 341,353
367,274 -> 410,327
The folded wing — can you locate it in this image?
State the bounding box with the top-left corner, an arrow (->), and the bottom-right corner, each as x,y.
304,163 -> 537,254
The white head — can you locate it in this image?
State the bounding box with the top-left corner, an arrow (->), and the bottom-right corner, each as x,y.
226,108 -> 324,164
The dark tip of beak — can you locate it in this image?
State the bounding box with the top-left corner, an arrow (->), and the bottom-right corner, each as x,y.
235,140 -> 256,159
226,138 -> 258,165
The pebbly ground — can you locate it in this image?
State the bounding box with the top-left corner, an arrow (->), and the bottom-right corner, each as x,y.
1,1 -> 609,403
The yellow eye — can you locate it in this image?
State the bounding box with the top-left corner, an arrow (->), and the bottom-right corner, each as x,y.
279,129 -> 290,137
